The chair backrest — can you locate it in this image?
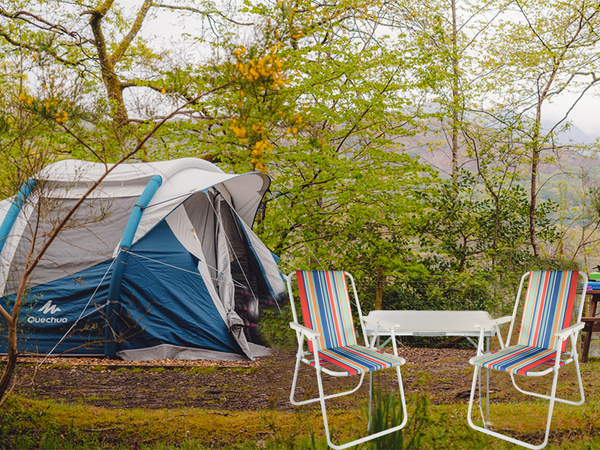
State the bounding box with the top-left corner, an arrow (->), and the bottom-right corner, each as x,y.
518,271 -> 579,351
296,270 -> 357,352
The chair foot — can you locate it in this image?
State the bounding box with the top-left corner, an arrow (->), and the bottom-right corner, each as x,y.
467,366 -> 561,450
468,420 -> 549,450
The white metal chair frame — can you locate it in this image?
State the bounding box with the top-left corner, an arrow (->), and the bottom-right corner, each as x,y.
467,271 -> 588,449
287,270 -> 408,450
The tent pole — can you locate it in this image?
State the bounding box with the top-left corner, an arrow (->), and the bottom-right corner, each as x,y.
104,175 -> 162,358
0,179 -> 36,255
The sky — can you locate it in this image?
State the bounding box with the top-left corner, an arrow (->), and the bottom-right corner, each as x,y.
545,93 -> 600,143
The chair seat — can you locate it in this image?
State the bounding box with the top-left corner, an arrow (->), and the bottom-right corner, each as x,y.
470,345 -> 566,376
310,345 -> 405,376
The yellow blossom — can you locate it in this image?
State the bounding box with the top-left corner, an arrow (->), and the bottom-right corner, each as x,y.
55,110 -> 68,123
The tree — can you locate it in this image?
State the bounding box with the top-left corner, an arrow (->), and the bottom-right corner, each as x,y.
191,0 -> 439,307
0,1 -> 238,127
477,0 -> 600,257
396,0 -> 511,184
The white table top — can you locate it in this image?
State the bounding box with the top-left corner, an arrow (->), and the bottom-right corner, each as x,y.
365,310 -> 495,337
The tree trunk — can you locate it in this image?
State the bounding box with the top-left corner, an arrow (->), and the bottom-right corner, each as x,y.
0,319 -> 18,401
529,94 -> 545,258
529,147 -> 540,257
450,0 -> 460,185
89,7 -> 129,126
375,267 -> 384,310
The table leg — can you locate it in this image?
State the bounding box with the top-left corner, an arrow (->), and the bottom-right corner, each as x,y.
475,335 -> 491,427
582,294 -> 599,363
582,327 -> 592,363
486,336 -> 490,424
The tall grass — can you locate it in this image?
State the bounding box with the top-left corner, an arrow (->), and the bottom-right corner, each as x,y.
366,385 -> 430,449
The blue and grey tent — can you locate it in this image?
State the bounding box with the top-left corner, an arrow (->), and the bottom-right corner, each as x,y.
0,158 -> 286,361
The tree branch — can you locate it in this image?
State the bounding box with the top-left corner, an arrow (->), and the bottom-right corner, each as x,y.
0,27 -> 87,71
153,2 -> 253,26
0,6 -> 86,42
110,0 -> 153,65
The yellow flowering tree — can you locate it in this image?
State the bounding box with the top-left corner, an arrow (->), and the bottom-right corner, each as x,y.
205,41 -> 299,173
197,0 -> 434,299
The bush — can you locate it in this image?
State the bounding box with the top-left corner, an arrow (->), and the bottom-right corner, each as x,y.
383,272 -> 496,313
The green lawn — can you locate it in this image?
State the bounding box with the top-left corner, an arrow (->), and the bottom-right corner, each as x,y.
2,353 -> 600,449
2,392 -> 599,449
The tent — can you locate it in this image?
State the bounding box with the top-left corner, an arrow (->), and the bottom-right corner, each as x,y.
0,158 -> 286,361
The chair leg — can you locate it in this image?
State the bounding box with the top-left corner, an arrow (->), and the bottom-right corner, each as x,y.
289,349 -> 304,405
467,365 -> 566,450
508,361 -> 584,406
290,350 -> 366,406
368,371 -> 373,430
317,365 -> 408,450
573,356 -> 586,406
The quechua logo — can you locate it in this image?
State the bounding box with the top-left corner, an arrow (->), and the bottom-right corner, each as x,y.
27,300 -> 68,324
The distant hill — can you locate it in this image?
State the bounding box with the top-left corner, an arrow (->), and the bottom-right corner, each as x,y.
399,131 -> 600,202
542,120 -> 598,145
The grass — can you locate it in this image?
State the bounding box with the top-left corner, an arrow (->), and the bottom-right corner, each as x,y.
1,393 -> 599,449
3,355 -> 600,449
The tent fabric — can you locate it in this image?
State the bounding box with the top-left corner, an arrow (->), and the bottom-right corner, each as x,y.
116,342 -> 273,362
0,158 -> 286,360
4,259 -> 113,355
118,219 -> 243,356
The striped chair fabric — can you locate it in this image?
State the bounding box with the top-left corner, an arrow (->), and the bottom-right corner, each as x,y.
471,345 -> 565,376
472,271 -> 578,376
297,270 -> 401,376
297,270 -> 357,351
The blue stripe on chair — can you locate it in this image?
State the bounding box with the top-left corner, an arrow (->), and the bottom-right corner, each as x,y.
312,345 -> 403,376
471,345 -> 565,376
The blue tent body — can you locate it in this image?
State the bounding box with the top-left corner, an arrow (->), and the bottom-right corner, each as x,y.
0,159 -> 286,361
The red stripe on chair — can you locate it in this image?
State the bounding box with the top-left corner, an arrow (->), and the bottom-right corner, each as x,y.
325,273 -> 344,347
297,272 -> 317,353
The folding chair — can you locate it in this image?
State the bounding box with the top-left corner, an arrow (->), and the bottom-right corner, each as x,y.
287,270 -> 407,449
467,271 -> 588,449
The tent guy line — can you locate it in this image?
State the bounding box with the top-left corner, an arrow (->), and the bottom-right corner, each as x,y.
37,257 -> 117,367
124,249 -> 252,291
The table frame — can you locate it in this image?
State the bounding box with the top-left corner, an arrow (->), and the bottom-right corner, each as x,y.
365,310 -> 497,423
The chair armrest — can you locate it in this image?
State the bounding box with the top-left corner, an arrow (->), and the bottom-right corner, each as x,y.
362,316 -> 401,332
290,322 -> 320,341
555,322 -> 585,341
474,315 -> 512,331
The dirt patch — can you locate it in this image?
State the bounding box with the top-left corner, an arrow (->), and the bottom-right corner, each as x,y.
12,346 -> 598,411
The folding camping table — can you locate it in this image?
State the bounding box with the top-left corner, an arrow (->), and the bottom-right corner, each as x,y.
364,310 -> 497,421
364,310 -> 496,349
